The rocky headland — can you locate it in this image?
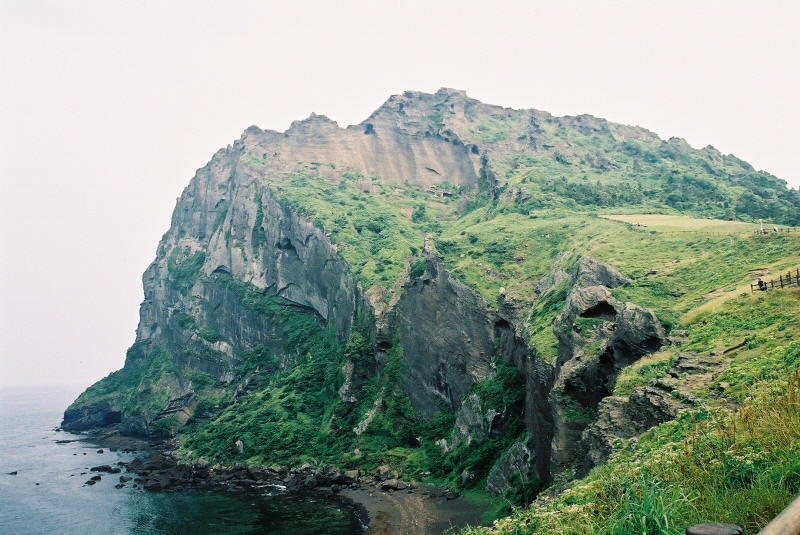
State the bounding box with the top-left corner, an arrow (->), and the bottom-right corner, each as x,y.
62,88 -> 800,531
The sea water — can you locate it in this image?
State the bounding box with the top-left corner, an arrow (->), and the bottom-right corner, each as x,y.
0,385 -> 364,534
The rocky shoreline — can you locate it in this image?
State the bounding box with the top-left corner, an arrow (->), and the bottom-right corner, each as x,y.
68,430 -> 486,535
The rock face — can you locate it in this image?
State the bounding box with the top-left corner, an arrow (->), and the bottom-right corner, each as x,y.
62,397 -> 122,432
582,350 -> 723,471
393,254 -> 496,417
391,252 -> 668,484
448,393 -> 493,449
140,181 -> 366,359
486,440 -> 535,497
248,111 -> 481,191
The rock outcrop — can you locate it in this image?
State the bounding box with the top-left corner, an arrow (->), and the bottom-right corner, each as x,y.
582,350 -> 726,470
62,397 -> 122,432
547,256 -> 667,477
486,439 -> 534,497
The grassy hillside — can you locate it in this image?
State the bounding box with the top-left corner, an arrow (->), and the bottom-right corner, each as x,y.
432,97 -> 800,226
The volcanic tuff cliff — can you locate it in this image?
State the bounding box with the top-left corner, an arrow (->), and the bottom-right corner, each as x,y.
64,89 -> 800,496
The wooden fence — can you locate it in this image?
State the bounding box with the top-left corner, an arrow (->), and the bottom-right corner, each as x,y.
755,227 -> 800,234
750,269 -> 800,292
629,227 -> 800,236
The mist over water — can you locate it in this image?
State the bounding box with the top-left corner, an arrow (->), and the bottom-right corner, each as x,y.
0,386 -> 364,534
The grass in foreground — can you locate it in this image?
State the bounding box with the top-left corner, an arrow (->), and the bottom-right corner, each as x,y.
461,371 -> 800,535
459,289 -> 800,535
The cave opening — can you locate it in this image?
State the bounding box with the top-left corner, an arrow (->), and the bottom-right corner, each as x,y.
564,374 -> 611,409
579,300 -> 616,320
641,336 -> 664,354
276,237 -> 297,253
494,318 -> 512,339
212,265 -> 231,276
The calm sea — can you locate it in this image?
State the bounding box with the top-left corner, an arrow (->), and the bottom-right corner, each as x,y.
0,385 -> 365,535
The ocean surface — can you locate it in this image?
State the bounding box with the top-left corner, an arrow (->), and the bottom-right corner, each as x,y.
0,385 -> 365,535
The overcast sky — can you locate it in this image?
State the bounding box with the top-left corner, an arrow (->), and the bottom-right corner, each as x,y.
1,1 -> 798,389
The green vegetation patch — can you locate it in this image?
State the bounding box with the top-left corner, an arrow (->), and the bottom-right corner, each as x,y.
268,170 -> 421,292
614,352 -> 676,396
261,168 -> 465,295
471,108 -> 800,226
179,278 -> 445,472
587,226 -> 799,333
410,359 -> 534,506
437,211 -> 588,303
167,249 -> 206,294
69,341 -> 183,429
526,282 -> 569,362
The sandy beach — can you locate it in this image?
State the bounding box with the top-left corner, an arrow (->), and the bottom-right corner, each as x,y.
341,483 -> 490,535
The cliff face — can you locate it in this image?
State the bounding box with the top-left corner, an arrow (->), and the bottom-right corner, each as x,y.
66,88 -> 790,493
392,254 -> 496,417
139,147 -> 366,344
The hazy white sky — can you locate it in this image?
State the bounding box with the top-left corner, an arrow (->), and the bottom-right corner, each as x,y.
1,1 -> 798,388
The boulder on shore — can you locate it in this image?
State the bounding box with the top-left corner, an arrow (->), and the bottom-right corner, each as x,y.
91,465 -> 121,474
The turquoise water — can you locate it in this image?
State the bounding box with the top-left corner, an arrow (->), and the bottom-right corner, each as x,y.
0,386 -> 365,534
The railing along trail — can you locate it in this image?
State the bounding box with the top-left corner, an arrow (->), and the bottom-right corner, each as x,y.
754,227 -> 800,234
750,269 -> 800,292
